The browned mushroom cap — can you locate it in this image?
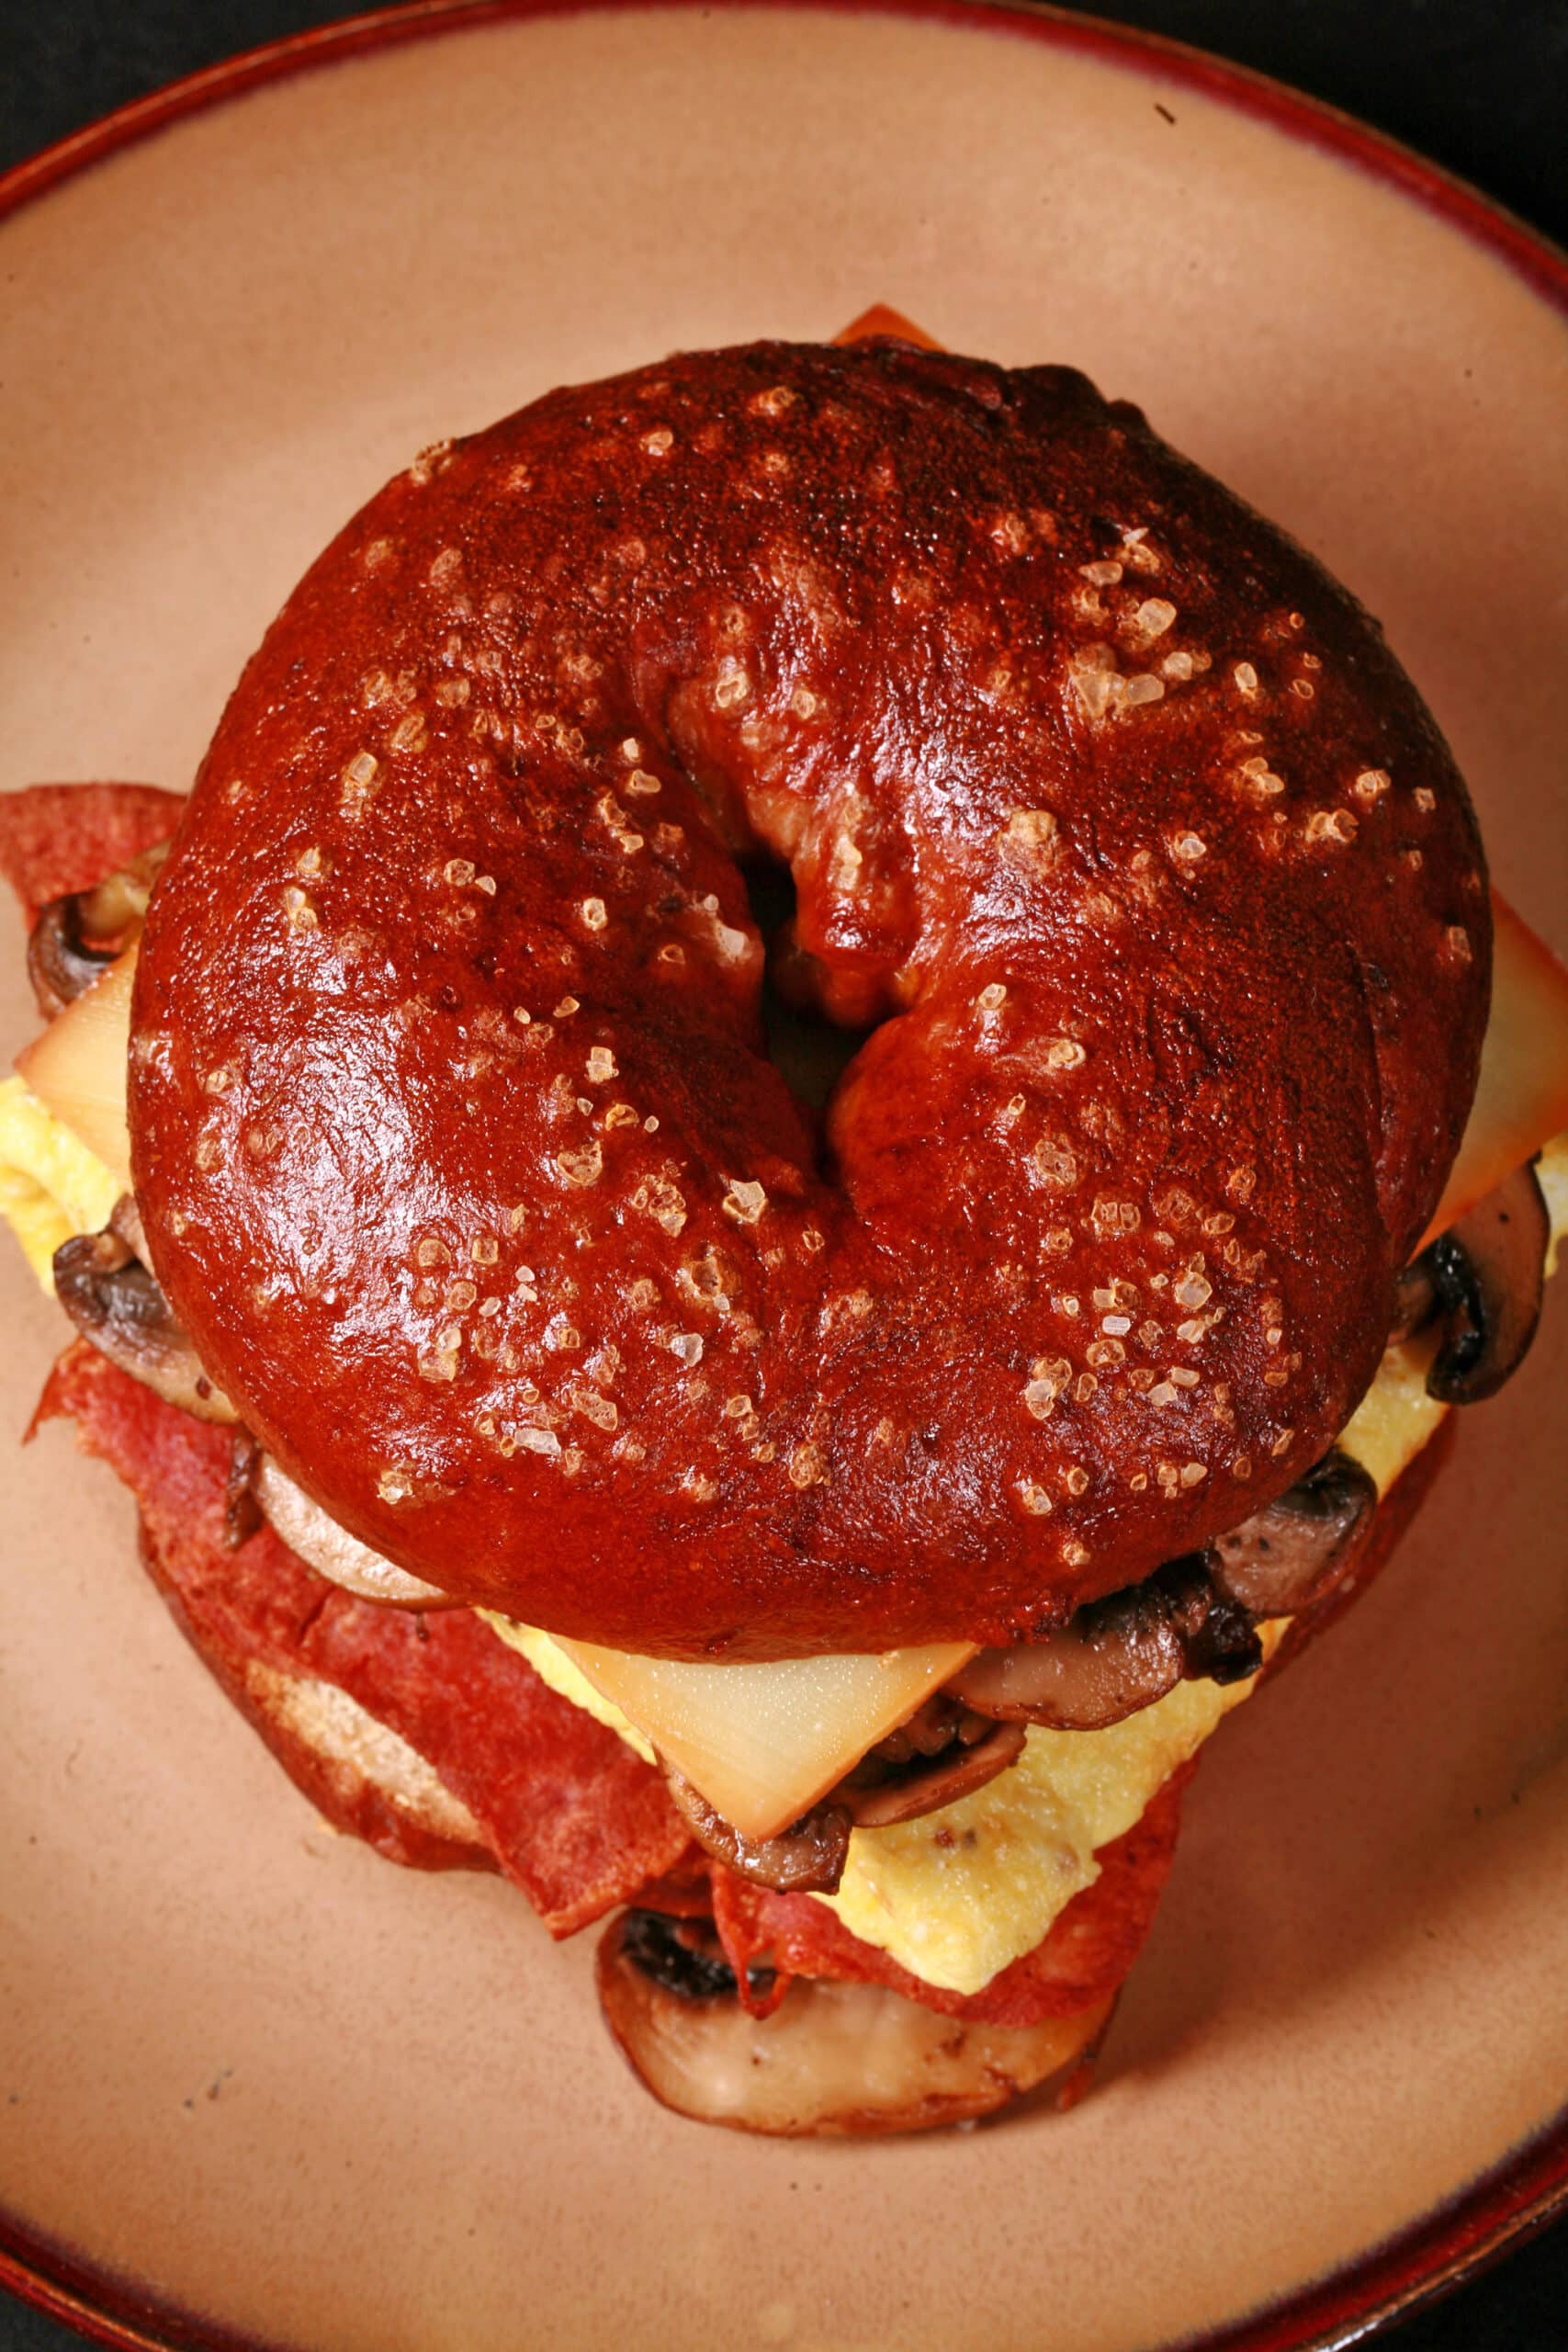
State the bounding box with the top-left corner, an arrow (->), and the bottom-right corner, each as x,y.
949,1555 -> 1261,1731
662,1704 -> 1027,1884
835,1714 -> 1027,1829
52,1226 -> 238,1425
26,845 -> 167,1019
1422,1161 -> 1550,1405
252,1457 -> 452,1607
597,1910 -> 1111,2136
1209,1450 -> 1378,1617
662,1771 -> 852,1894
28,898 -> 119,1021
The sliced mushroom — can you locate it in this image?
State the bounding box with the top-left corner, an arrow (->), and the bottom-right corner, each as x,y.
618,1905 -> 779,2007
834,1713 -> 1027,1829
662,1770 -> 852,1894
224,1428 -> 265,1552
865,1691 -> 987,1764
949,1554 -> 1261,1732
1421,1161 -> 1550,1405
1209,1449 -> 1379,1617
26,844 -> 167,1019
52,1225 -> 238,1424
598,1910 -> 1111,2135
27,897 -> 120,1020
1388,1255 -> 1437,1346
252,1457 -> 453,1608
107,1190 -> 148,1263
658,1701 -> 1026,1883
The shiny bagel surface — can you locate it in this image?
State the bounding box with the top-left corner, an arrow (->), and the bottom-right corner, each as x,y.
129,338 -> 1487,1657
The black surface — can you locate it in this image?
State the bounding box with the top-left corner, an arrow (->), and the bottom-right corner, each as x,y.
2,4 -> 1566,2348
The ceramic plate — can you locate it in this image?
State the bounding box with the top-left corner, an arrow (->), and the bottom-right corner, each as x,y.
2,6 -> 1566,2346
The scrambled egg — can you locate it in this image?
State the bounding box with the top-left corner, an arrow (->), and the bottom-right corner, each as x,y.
0,1074 -> 120,1290
815,1638 -> 1284,1994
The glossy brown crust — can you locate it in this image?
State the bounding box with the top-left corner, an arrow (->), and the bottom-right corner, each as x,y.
129,340 -> 1487,1656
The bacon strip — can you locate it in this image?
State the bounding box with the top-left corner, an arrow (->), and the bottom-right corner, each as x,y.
34,1344 -> 691,1935
0,782 -> 186,927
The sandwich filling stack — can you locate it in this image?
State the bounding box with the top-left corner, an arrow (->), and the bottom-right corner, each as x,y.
4,321 -> 1566,2133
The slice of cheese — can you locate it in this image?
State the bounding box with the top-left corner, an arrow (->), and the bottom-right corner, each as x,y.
552,1638 -> 976,1842
14,944 -> 136,1191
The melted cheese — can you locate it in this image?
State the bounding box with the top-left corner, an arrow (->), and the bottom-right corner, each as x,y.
549,1638 -> 975,1841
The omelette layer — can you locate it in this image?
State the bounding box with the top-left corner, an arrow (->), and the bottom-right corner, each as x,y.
0,1073 -> 121,1289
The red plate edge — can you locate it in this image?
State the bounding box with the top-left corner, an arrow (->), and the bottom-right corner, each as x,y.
2,3 -> 1566,2346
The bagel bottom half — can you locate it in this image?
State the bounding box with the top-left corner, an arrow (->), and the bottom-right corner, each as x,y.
28,1336 -> 1453,2136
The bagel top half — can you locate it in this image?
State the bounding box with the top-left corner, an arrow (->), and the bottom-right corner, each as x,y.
129,339 -> 1488,1659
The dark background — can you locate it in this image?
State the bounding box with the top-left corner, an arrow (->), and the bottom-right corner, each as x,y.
1,4 -> 1565,2348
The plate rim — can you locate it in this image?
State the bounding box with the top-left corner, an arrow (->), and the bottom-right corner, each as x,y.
2,4 -> 1565,2346
4,0 -> 1566,319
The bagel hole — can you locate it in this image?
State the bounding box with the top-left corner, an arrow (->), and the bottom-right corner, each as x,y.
743,859 -> 869,1114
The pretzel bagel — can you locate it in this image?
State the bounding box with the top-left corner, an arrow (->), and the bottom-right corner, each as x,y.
129,338 -> 1488,1658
